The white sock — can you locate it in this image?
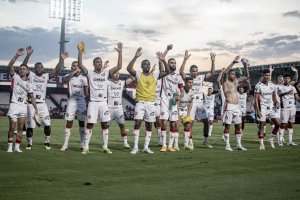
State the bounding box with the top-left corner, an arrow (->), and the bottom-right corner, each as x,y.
144,131 -> 152,149
260,138 -> 264,146
236,134 -> 242,146
189,139 -> 193,146
79,127 -> 85,147
7,142 -> 13,151
174,132 -> 179,147
278,128 -> 284,144
168,132 -> 175,147
15,143 -> 20,150
102,129 -> 109,149
27,137 -> 32,146
184,131 -> 190,146
133,129 -> 140,149
63,128 -> 71,147
45,136 -> 50,144
209,125 -> 213,136
123,135 -> 128,145
84,129 -> 92,149
224,133 -> 230,146
269,133 -> 276,141
288,128 -> 293,143
157,128 -> 162,145
161,130 -> 167,147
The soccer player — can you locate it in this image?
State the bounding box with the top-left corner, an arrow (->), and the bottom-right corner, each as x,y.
23,46 -> 68,150
154,44 -> 173,146
178,77 -> 194,150
204,87 -> 215,137
254,69 -> 280,150
107,71 -> 134,149
60,62 -> 88,151
7,48 -> 38,153
222,56 -> 248,151
127,47 -> 171,154
159,50 -> 185,152
179,51 -> 216,149
277,74 -> 299,146
78,42 -> 123,154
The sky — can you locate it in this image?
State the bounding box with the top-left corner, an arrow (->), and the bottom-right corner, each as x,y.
0,0 -> 300,73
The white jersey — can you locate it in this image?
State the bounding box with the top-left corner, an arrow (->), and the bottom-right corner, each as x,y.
254,81 -> 276,109
238,92 -> 247,110
27,72 -> 49,103
204,94 -> 215,110
155,79 -> 162,101
10,73 -> 33,106
179,89 -> 194,111
107,80 -> 125,107
87,70 -> 109,102
191,74 -> 205,103
161,73 -> 183,99
67,74 -> 88,99
278,84 -> 297,110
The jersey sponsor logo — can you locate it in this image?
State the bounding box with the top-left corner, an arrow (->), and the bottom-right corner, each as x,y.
16,81 -> 29,93
262,92 -> 272,95
33,78 -> 45,83
93,78 -> 106,82
166,77 -> 179,85
72,84 -> 83,88
111,86 -> 122,90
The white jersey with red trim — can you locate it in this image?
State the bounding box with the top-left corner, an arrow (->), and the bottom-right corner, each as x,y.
107,80 -> 125,107
10,73 -> 33,105
161,73 -> 183,99
27,72 -> 49,103
67,74 -> 88,99
204,94 -> 215,110
254,81 -> 276,109
87,70 -> 109,102
190,74 -> 205,103
179,89 -> 194,111
155,78 -> 162,101
238,92 -> 247,110
278,84 -> 297,110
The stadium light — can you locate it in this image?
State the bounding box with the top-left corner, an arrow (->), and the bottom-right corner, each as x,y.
49,0 -> 83,66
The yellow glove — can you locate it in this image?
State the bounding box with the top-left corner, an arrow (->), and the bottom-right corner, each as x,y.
77,41 -> 86,54
182,115 -> 191,124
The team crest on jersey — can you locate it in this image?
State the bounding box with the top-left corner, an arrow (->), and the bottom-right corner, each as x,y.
88,115 -> 91,119
172,111 -> 178,115
160,112 -> 164,116
66,113 -> 69,117
104,111 -> 109,115
150,112 -> 155,116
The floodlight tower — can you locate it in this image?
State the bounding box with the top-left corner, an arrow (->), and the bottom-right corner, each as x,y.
49,0 -> 82,65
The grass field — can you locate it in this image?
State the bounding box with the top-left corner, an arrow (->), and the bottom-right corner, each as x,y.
0,118 -> 300,200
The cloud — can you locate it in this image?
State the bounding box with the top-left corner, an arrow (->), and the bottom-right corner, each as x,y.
117,24 -> 160,37
0,26 -> 114,66
283,10 -> 300,19
3,0 -> 45,3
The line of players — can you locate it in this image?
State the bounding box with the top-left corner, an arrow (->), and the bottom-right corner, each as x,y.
5,43 -> 299,153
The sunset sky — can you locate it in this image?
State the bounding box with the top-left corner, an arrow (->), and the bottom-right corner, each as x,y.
1,0 -> 300,73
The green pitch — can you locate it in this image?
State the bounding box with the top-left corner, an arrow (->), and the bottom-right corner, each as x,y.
0,118 -> 299,200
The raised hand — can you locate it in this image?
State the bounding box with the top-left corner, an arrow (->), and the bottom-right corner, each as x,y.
167,44 -> 173,50
60,52 -> 69,60
150,64 -> 156,73
115,42 -> 123,53
233,56 -> 240,64
156,51 -> 165,60
269,65 -> 273,72
26,46 -> 33,55
210,52 -> 216,62
103,60 -> 109,69
291,65 -> 297,72
16,48 -> 24,56
135,47 -> 142,58
241,58 -> 249,66
184,50 -> 191,60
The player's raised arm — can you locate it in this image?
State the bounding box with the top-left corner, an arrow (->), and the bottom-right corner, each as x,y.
125,75 -> 135,86
179,50 -> 191,80
8,48 -> 24,77
78,43 -> 88,74
222,55 -> 240,83
109,42 -> 123,76
217,68 -> 226,89
269,65 -> 273,82
205,52 -> 216,79
290,65 -> 298,85
127,47 -> 142,77
49,52 -> 68,78
157,51 -> 171,79
64,68 -> 81,83
22,46 -> 33,66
